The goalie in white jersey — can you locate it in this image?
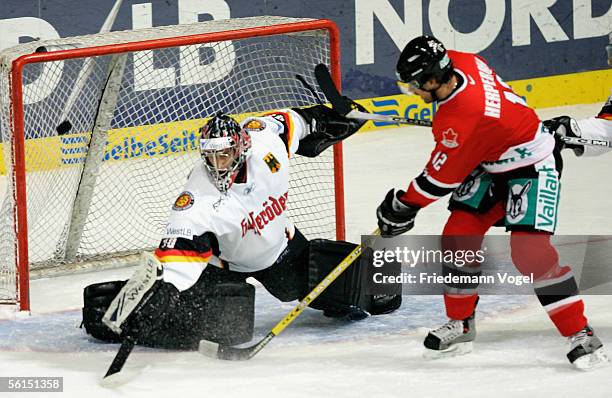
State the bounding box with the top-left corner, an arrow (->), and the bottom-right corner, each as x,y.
82,105 -> 401,349
544,32 -> 612,157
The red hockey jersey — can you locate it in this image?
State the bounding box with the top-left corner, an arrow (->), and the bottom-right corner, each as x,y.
400,50 -> 552,208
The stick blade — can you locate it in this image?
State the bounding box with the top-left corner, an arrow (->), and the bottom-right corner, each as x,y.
102,338 -> 135,381
198,340 -> 221,359
198,339 -> 254,361
99,368 -> 142,388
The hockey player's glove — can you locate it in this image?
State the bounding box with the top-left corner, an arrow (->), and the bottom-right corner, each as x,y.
543,116 -> 584,156
376,189 -> 419,237
293,100 -> 367,157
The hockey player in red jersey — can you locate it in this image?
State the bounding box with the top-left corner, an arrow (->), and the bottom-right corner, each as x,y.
544,32 -> 612,157
376,35 -> 607,369
82,105 -> 401,351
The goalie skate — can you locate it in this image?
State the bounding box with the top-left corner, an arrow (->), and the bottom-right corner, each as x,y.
423,314 -> 476,360
567,325 -> 609,371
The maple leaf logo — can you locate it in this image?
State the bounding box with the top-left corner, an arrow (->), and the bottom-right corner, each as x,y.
441,128 -> 459,148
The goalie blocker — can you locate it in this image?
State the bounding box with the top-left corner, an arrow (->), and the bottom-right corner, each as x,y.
82,231 -> 401,349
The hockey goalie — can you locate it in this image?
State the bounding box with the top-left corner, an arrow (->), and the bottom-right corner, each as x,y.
81,103 -> 401,349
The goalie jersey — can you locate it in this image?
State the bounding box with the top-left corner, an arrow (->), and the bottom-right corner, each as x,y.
155,110 -> 308,291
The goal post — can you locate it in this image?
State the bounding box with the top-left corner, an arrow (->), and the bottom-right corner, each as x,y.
0,16 -> 344,311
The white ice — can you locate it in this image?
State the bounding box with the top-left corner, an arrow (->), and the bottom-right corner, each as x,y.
1,103 -> 612,398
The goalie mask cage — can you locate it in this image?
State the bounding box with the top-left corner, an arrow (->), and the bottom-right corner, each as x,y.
0,16 -> 344,311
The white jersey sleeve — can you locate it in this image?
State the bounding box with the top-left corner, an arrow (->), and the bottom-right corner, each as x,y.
577,93 -> 612,157
154,168 -> 218,291
241,109 -> 309,157
577,117 -> 612,157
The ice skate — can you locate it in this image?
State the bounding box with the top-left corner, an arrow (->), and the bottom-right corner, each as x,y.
567,325 -> 609,370
423,313 -> 476,359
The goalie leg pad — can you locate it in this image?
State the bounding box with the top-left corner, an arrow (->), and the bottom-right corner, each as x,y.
82,276 -> 255,349
198,282 -> 255,347
82,280 -> 126,343
137,273 -> 255,350
307,239 -> 402,319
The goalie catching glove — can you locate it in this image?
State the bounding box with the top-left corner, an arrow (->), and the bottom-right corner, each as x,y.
102,252 -> 180,343
292,99 -> 367,157
377,189 -> 420,237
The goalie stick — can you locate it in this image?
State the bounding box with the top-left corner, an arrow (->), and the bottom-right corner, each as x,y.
100,337 -> 136,387
100,252 -> 163,384
198,228 -> 381,361
312,64 -> 612,149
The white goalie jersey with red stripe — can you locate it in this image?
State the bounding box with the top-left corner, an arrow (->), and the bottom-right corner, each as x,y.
158,110 -> 308,290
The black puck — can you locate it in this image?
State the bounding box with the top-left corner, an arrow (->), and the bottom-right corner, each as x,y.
56,120 -> 72,135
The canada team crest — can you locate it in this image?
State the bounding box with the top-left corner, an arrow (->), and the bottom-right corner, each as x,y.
441,128 -> 459,148
264,152 -> 281,173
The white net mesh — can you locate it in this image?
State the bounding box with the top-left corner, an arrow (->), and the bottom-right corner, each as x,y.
0,17 -> 340,306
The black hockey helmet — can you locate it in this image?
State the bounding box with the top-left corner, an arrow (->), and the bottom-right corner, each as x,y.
396,35 -> 453,89
199,113 -> 251,192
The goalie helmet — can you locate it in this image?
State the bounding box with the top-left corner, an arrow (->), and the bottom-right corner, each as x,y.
199,113 -> 251,193
396,35 -> 453,90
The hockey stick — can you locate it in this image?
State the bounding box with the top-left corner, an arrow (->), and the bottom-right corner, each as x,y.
555,135 -> 612,149
100,252 -> 162,385
100,337 -> 136,386
313,63 -> 433,128
198,228 -> 381,361
313,64 -> 612,149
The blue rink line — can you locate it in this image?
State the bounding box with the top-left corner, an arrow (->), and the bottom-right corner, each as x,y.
0,290 -> 533,353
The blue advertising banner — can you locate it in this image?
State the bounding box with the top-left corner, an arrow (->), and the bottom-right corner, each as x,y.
1,0 -> 610,101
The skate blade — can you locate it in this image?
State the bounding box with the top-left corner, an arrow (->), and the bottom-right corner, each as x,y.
572,348 -> 610,371
423,341 -> 473,360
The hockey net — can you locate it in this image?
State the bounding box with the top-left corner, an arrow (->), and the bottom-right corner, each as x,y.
0,16 -> 343,310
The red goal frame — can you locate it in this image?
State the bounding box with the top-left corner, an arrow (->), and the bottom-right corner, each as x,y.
8,19 -> 344,311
